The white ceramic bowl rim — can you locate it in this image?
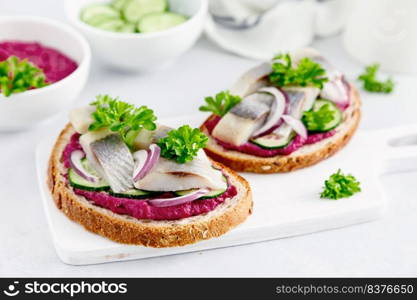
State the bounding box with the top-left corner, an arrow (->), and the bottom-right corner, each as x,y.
66,0 -> 208,39
0,15 -> 91,100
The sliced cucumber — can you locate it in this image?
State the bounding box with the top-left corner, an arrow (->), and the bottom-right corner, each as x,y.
85,15 -> 119,27
96,19 -> 125,32
304,99 -> 343,132
137,12 -> 187,33
123,0 -> 168,23
81,4 -> 120,23
68,168 -> 109,192
251,131 -> 296,150
111,0 -> 130,11
118,23 -> 137,33
110,189 -> 154,199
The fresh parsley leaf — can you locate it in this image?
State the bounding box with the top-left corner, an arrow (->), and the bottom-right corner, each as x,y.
320,169 -> 361,200
157,125 -> 208,164
199,90 -> 241,117
302,103 -> 336,132
358,64 -> 394,93
269,53 -> 328,89
88,95 -> 157,148
0,56 -> 48,97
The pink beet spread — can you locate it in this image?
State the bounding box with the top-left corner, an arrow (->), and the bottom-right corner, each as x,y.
0,41 -> 78,83
204,116 -> 336,157
62,134 -> 238,221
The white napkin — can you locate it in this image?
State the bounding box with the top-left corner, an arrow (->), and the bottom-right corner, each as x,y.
205,0 -> 316,60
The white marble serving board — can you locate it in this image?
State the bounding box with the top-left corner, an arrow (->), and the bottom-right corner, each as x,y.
36,115 -> 417,265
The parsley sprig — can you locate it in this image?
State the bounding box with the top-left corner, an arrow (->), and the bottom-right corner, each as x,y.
88,95 -> 157,148
358,64 -> 394,93
157,125 -> 208,164
302,103 -> 336,132
199,90 -> 241,117
269,53 -> 328,89
321,169 -> 361,200
0,56 -> 48,97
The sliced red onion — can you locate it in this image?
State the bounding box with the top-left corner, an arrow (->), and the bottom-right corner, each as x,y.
320,76 -> 350,106
282,115 -> 308,139
252,87 -> 287,137
230,62 -> 272,97
70,150 -> 100,183
133,144 -> 160,182
148,188 -> 209,208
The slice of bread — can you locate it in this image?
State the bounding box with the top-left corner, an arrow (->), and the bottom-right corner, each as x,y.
200,86 -> 361,173
48,124 -> 253,248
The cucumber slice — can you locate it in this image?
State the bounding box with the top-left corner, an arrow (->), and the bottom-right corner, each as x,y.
123,0 -> 168,23
304,99 -> 343,132
96,19 -> 125,32
118,23 -> 136,33
112,0 -> 130,11
85,15 -> 120,27
137,12 -> 187,33
68,168 -> 109,192
251,131 -> 296,150
81,4 -> 120,23
109,189 -> 154,199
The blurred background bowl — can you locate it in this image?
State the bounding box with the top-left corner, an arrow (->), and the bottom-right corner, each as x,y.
65,0 -> 208,72
0,16 -> 91,131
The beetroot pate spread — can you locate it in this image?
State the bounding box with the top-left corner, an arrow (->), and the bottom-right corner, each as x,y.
0,41 -> 77,83
62,134 -> 237,221
204,116 -> 336,157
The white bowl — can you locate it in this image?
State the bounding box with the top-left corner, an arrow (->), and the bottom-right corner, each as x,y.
0,16 -> 91,131
65,0 -> 208,71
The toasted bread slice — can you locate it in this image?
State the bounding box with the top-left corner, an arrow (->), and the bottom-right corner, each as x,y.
47,124 -> 253,248
200,86 -> 361,173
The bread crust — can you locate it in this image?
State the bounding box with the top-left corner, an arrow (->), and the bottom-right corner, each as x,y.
48,124 -> 253,248
200,86 -> 362,173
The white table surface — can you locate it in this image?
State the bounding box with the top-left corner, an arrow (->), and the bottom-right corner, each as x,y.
1,0 -> 417,277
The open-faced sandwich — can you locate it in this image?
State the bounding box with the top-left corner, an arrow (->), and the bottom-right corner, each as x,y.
199,48 -> 361,173
48,95 -> 252,247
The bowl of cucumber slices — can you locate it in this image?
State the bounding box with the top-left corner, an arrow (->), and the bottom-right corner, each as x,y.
65,0 -> 208,71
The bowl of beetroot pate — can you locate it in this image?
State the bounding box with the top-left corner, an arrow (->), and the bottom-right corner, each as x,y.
0,16 -> 91,131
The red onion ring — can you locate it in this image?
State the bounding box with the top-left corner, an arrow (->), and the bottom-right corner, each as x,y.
133,144 -> 160,182
282,115 -> 308,139
147,188 -> 209,207
70,150 -> 99,183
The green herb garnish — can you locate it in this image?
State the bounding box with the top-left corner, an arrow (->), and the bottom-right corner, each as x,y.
0,56 -> 48,97
269,53 -> 328,89
358,64 -> 394,93
302,103 -> 336,132
88,95 -> 157,148
157,125 -> 208,164
199,90 -> 241,117
321,169 -> 361,200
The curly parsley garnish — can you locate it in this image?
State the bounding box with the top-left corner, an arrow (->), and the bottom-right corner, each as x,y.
302,103 -> 336,132
0,56 -> 48,97
358,64 -> 394,93
157,125 -> 208,164
199,90 -> 241,117
321,169 -> 361,200
88,95 -> 157,148
269,53 -> 328,89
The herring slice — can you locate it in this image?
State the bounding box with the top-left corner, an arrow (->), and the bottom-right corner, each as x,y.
69,106 -> 95,134
230,62 -> 272,97
80,131 -> 135,193
212,92 -> 273,146
134,151 -> 226,192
